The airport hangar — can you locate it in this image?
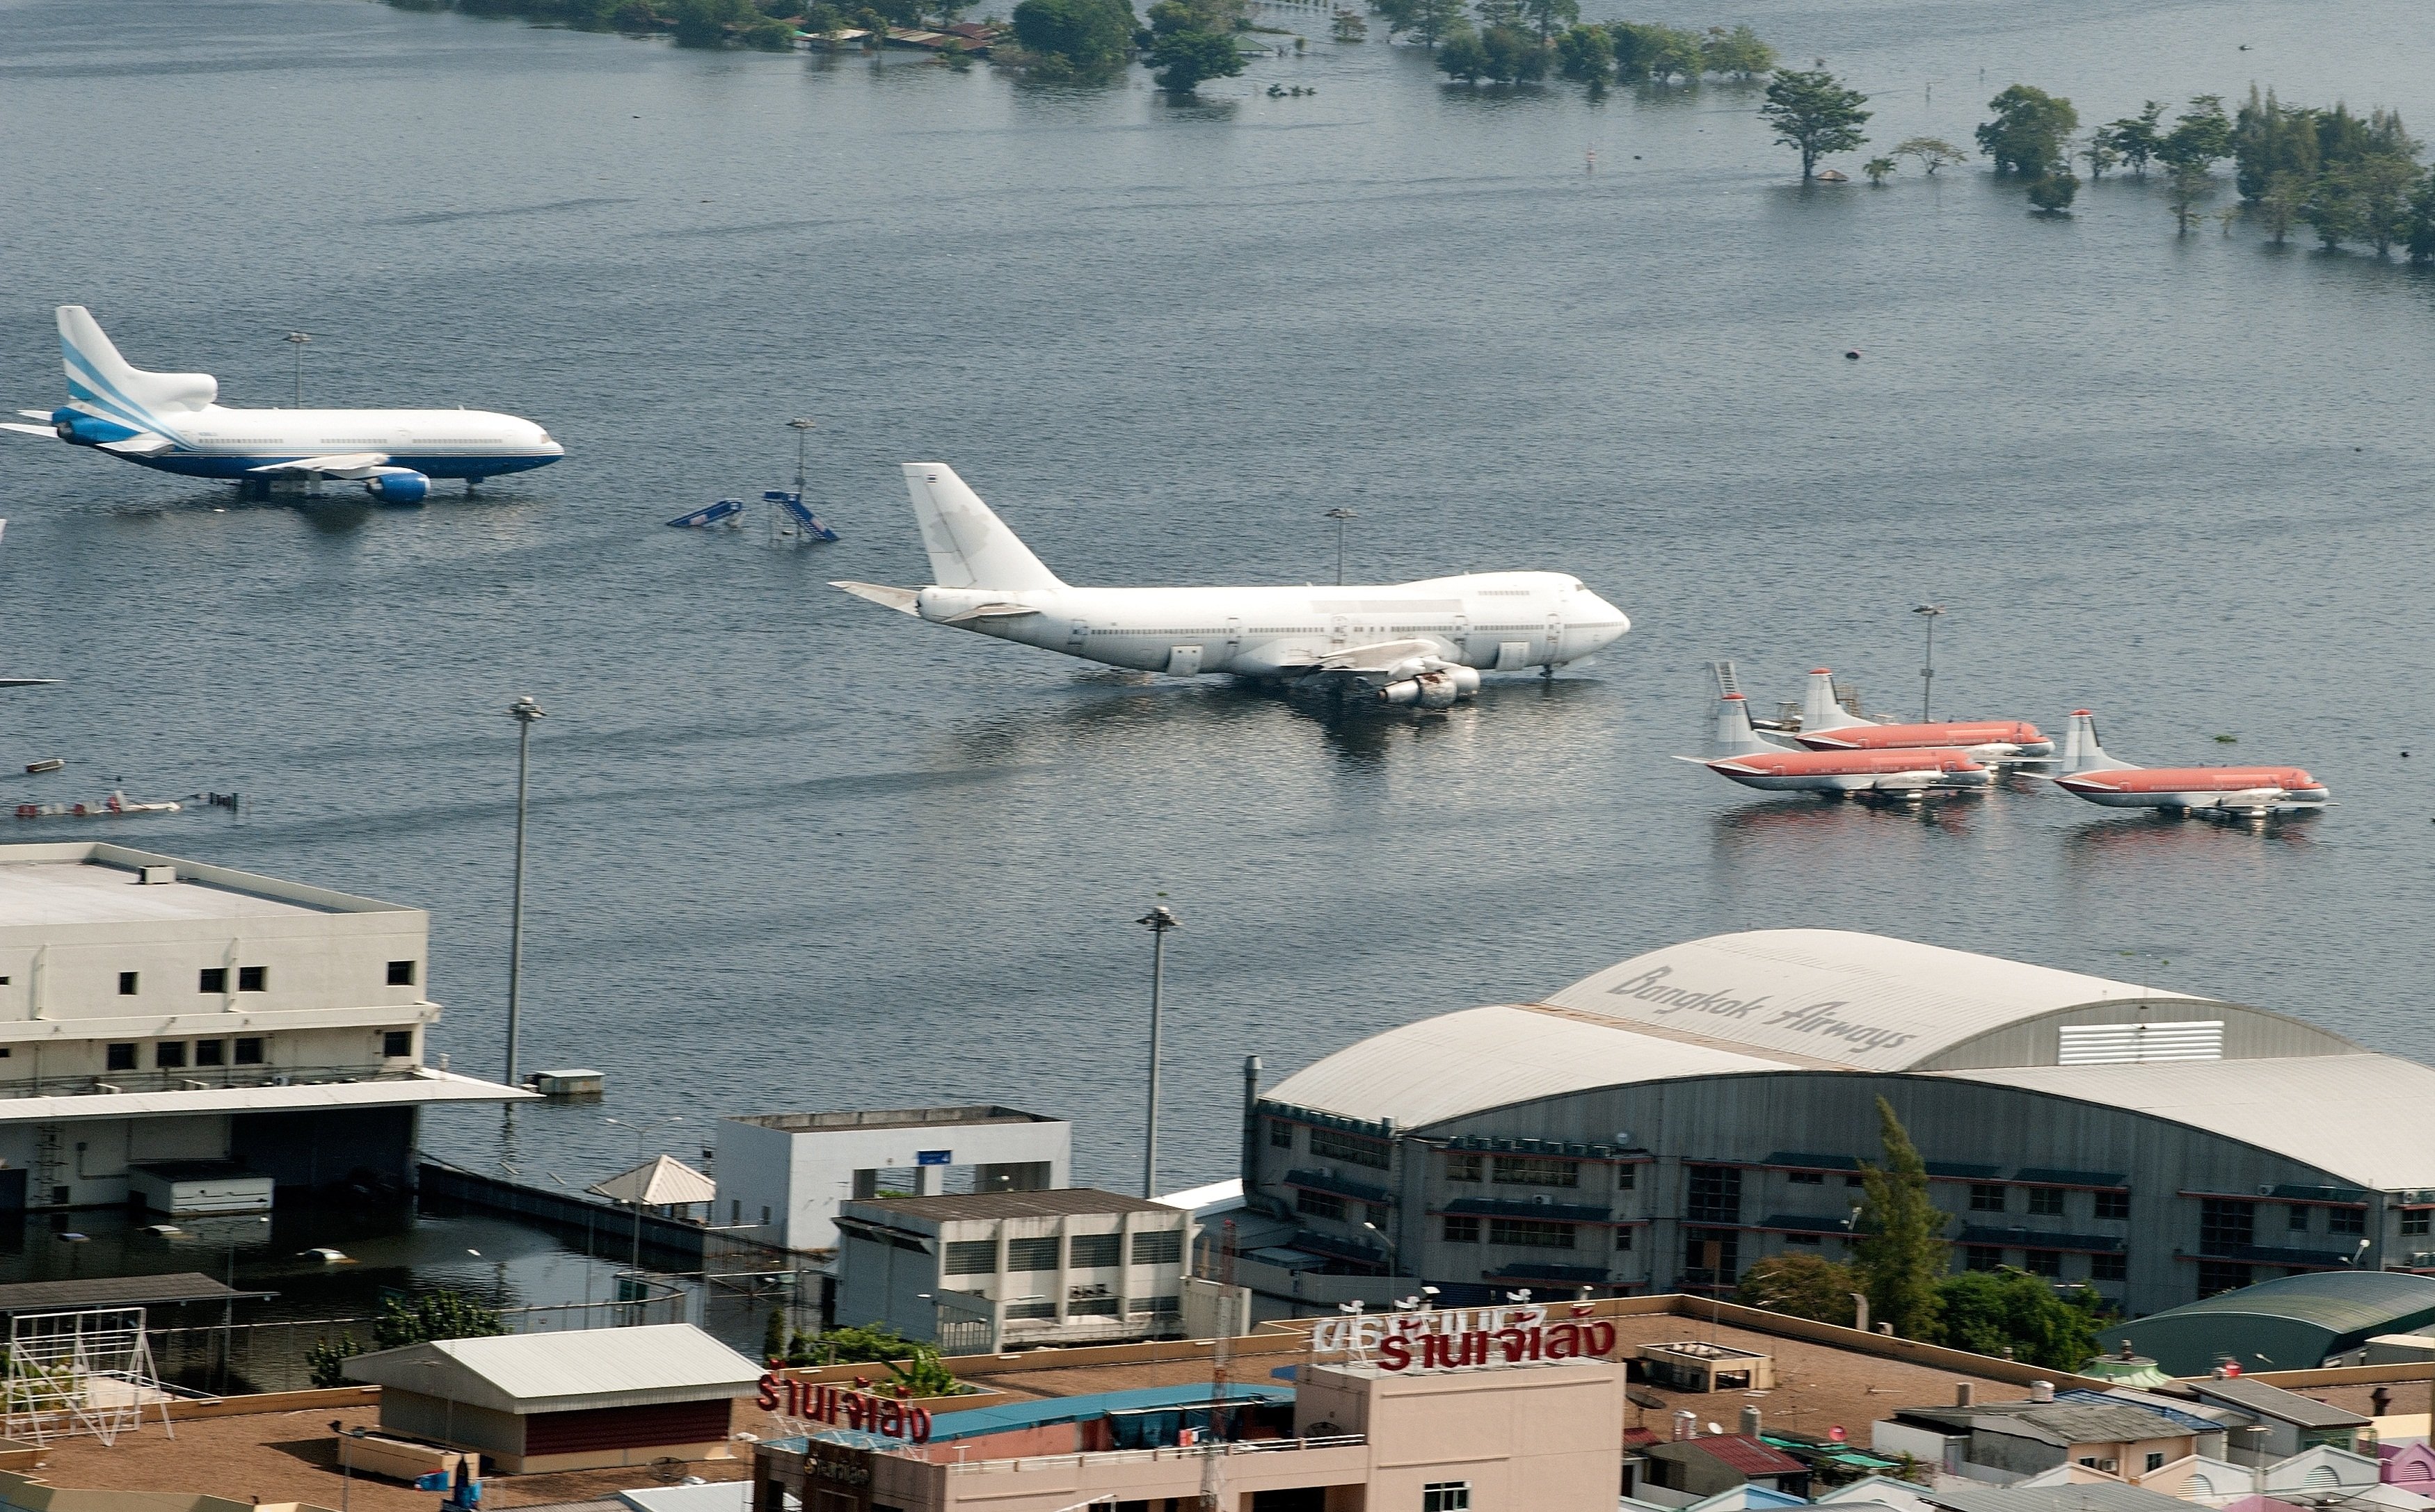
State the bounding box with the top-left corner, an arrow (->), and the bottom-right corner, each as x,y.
1243,929 -> 2435,1322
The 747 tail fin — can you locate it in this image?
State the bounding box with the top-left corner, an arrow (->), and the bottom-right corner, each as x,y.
902,463 -> 1064,592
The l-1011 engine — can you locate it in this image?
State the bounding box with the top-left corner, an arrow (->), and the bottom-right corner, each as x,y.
51,408 -> 140,447
1379,665 -> 1482,709
363,471 -> 431,506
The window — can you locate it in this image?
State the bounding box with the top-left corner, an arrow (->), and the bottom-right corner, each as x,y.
1445,1152 -> 1483,1182
1128,1294 -> 1180,1315
2091,1251 -> 2127,1282
1366,1203 -> 1391,1228
2288,1205 -> 2311,1232
1423,1483 -> 1471,1512
387,960 -> 417,987
2147,1453 -> 2168,1472
1615,1164 -> 1636,1191
1269,1120 -> 1294,1150
1615,1228 -> 1632,1251
1297,1189 -> 1346,1221
1442,1216 -> 1479,1244
1069,1232 -> 1120,1267
943,1240 -> 996,1274
2330,1206 -> 2366,1236
237,965 -> 266,992
2201,1198 -> 2256,1253
2406,1210 -> 2431,1237
1966,1246 -> 2004,1271
760,1207 -> 771,1225
1684,1228 -> 1738,1285
1969,1184 -> 2006,1213
1005,1237 -> 1060,1272
382,1030 -> 414,1058
2027,1187 -> 2065,1216
233,1037 -> 264,1065
1492,1156 -> 1579,1188
118,972 -> 138,996
1686,1165 -> 1742,1224
1005,1301 -> 1056,1320
105,1044 -> 136,1072
1132,1230 -> 1182,1265
1846,1175 -> 1865,1188
1309,1127 -> 1391,1170
1487,1219 -> 1575,1249
1068,1296 -> 1121,1316
198,967 -> 227,993
2023,1248 -> 2062,1278
2198,1260 -> 2253,1298
1789,1171 -> 1825,1185
155,1041 -> 187,1070
195,1040 -> 224,1067
1787,1232 -> 1821,1246
2095,1189 -> 2130,1221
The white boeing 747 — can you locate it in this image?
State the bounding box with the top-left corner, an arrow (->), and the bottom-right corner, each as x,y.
834,465 -> 1630,707
1,306 -> 563,504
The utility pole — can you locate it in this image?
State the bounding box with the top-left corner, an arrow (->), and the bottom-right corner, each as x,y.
284,332 -> 311,408
504,695 -> 545,1086
1138,903 -> 1180,1198
1324,508 -> 1356,586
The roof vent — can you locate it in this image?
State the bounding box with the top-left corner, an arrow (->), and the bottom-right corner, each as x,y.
2031,1381 -> 2054,1403
136,865 -> 175,886
1955,1383 -> 1974,1407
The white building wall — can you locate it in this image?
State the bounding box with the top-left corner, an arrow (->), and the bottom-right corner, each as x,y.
717,1115 -> 1071,1252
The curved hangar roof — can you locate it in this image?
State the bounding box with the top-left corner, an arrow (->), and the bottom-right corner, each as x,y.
1267,929 -> 2419,1186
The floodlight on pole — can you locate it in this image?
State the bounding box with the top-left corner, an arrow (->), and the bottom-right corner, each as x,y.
504,695 -> 545,1087
1324,508 -> 1356,586
283,332 -> 311,408
1137,902 -> 1180,1199
787,417 -> 817,495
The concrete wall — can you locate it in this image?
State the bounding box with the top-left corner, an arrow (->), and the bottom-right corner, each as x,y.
716,1115 -> 1069,1252
1311,1358 -> 1627,1511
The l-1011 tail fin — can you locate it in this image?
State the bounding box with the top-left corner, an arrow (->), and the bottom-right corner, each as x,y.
1799,668 -> 1873,733
56,307 -> 216,431
2059,710 -> 2138,775
902,463 -> 1064,592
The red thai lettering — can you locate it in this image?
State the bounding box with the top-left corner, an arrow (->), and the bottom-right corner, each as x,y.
1584,1321 -> 1617,1357
1378,1336 -> 1413,1372
1421,1334 -> 1455,1369
1458,1331 -> 1490,1365
878,1400 -> 904,1437
1494,1328 -> 1538,1362
1547,1323 -> 1580,1358
909,1408 -> 933,1444
756,1372 -> 780,1411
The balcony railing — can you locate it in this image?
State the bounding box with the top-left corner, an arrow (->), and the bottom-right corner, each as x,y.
937,1435 -> 1369,1474
0,1063 -> 427,1100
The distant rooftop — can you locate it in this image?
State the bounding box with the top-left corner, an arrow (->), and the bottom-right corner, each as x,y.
843,1188 -> 1183,1223
729,1104 -> 1060,1134
0,842 -> 410,928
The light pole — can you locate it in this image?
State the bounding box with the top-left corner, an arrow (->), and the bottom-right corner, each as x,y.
1324,508 -> 1356,586
284,332 -> 311,408
1362,1220 -> 1400,1278
1137,904 -> 1180,1199
787,418 -> 817,497
504,695 -> 545,1086
1913,604 -> 1944,721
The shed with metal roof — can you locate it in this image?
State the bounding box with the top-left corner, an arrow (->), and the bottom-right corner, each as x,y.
342,1323 -> 762,1474
2101,1271 -> 2435,1377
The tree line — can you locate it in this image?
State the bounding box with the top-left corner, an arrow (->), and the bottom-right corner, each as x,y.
1732,1097 -> 2112,1372
1419,12 -> 1774,90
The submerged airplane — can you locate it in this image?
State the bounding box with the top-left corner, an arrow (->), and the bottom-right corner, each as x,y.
0,306 -> 562,504
2051,711 -> 2330,817
1683,691 -> 1992,796
1789,668 -> 2054,759
833,464 -> 1630,708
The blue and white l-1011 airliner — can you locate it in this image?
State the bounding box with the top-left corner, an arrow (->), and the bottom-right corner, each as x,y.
0,307 -> 563,504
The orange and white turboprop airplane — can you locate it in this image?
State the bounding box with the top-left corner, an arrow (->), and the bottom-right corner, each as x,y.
1786,668 -> 2054,761
2049,711 -> 2330,819
1681,691 -> 1992,799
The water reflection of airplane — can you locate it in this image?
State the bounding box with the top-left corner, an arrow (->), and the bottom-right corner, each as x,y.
2052,711 -> 2330,819
2062,807 -> 2322,860
1682,692 -> 1991,801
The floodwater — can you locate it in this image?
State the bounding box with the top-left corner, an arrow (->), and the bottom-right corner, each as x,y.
3,0 -> 2435,1253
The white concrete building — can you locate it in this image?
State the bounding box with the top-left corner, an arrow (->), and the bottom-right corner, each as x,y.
833,1188 -> 1190,1352
714,1104 -> 1068,1252
0,841 -> 529,1209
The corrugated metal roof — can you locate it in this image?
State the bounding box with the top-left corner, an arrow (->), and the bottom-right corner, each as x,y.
0,1273 -> 267,1312
1673,1434 -> 1808,1477
1544,930 -> 2208,1072
1938,1056 -> 2435,1189
588,1155 -> 716,1207
344,1323 -> 760,1414
1267,1004 -> 1783,1129
2192,1377 -> 2372,1428
1919,1485 -> 2197,1512
2109,1268 -> 2435,1333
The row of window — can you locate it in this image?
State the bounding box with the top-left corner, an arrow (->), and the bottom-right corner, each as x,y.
1439,1216 -> 1631,1252
1444,1152 -> 1629,1189
1963,1245 -> 2129,1281
110,960 -> 419,997
1002,1294 -> 1179,1319
1295,1189 -> 1388,1226
2198,1196 -> 2368,1247
100,1030 -> 413,1072
941,1230 -> 1183,1275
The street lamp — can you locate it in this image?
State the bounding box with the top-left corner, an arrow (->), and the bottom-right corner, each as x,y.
284,332 -> 311,408
1324,508 -> 1356,586
504,695 -> 545,1086
1137,903 -> 1180,1199
787,418 -> 817,497
1362,1220 -> 1400,1278
1912,604 -> 1945,721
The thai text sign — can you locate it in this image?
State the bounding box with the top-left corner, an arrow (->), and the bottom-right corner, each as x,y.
758,1372 -> 935,1444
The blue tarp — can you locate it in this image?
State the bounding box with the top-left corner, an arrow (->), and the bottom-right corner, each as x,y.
773,1381 -> 1296,1451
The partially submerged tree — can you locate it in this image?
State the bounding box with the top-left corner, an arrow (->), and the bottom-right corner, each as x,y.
1759,66 -> 1870,180
2100,101 -> 2166,177
1862,155 -> 1894,184
1009,0 -> 1137,72
1892,136 -> 1966,175
2026,168 -> 2079,214
1698,22 -> 1773,80
1977,83 -> 2078,176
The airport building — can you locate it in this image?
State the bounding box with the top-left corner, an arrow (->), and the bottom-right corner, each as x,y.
0,841 -> 529,1209
1244,929 -> 2435,1319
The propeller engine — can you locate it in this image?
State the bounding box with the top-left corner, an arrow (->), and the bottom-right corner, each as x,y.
363,471 -> 431,506
1380,664 -> 1481,710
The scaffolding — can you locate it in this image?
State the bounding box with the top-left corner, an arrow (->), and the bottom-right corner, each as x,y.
2,1307 -> 175,1446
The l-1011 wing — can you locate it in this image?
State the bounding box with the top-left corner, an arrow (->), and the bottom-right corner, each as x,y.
246,453 -> 390,478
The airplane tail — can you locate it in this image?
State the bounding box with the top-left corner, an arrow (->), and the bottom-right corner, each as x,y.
57,307 -> 215,428
2059,710 -> 2138,774
1799,668 -> 1872,732
1708,693 -> 1782,758
902,463 -> 1064,592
